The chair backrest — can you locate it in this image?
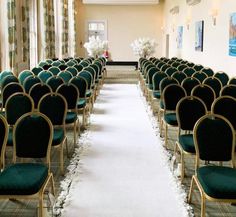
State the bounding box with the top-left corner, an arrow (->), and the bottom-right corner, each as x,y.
203,76 -> 222,97
182,67 -> 195,77
42,64 -> 52,70
69,76 -> 88,98
1,82 -> 24,108
228,77 -> 236,85
165,67 -> 178,76
13,112 -> 53,164
80,61 -> 90,68
146,67 -> 159,84
177,64 -> 188,72
171,71 -> 187,84
18,70 -> 33,85
191,84 -> 215,111
5,93 -> 34,125
31,66 -> 43,75
194,114 -> 235,164
201,67 -> 214,76
160,64 -> 170,73
66,60 -> 76,67
29,83 -> 52,109
211,96 -> 236,130
78,71 -> 93,89
38,93 -> 67,126
159,77 -> 178,94
66,67 -> 78,77
214,71 -> 229,86
193,64 -> 204,72
59,64 -> 68,71
1,75 -> 19,89
56,83 -> 79,110
0,115 -> 9,169
0,71 -> 13,83
144,64 -> 155,77
52,60 -> 62,67
48,66 -> 61,75
192,71 -> 208,83
74,64 -> 83,73
162,84 -> 186,111
186,62 -> 194,67
181,77 -> 200,95
220,84 -> 236,98
38,70 -> 53,83
58,71 -> 73,83
23,75 -> 41,93
177,96 -> 207,131
152,72 -> 168,91
46,76 -> 65,92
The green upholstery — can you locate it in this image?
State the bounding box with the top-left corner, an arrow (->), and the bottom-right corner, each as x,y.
148,84 -> 153,90
165,67 -> 178,76
201,67 -> 214,76
70,76 -> 87,98
66,67 -> 78,77
193,64 -> 204,72
52,128 -> 65,146
181,77 -> 200,95
52,60 -> 62,67
164,113 -> 177,125
38,70 -> 53,83
1,75 -> 19,89
23,76 -> 41,93
86,90 -> 92,97
221,85 -> 236,98
46,76 -> 64,92
203,77 -> 222,97
48,66 -> 60,75
31,67 -> 43,76
152,72 -> 168,91
183,67 -> 195,77
177,64 -> 188,71
0,71 -> 13,83
66,60 -> 76,67
38,61 -> 48,68
197,166 -> 236,199
7,128 -> 13,146
0,163 -> 48,195
74,64 -> 83,73
214,72 -> 229,86
18,70 -> 33,85
153,91 -> 161,99
77,99 -> 86,109
160,100 -> 164,109
65,112 -> 77,124
179,134 -> 195,153
171,72 -> 187,84
79,71 -> 93,89
192,72 -> 208,83
58,71 -> 73,83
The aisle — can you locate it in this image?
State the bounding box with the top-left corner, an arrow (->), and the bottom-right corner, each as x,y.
62,84 -> 189,217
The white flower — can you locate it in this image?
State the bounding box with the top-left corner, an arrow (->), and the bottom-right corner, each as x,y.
131,37 -> 157,58
84,36 -> 108,58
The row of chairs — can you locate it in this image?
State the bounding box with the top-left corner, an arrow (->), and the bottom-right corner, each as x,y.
0,56 -> 107,216
139,56 -> 236,217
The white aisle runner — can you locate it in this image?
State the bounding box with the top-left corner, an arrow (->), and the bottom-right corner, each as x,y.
62,84 -> 189,217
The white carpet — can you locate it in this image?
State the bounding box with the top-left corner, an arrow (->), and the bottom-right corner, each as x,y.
61,84 -> 190,217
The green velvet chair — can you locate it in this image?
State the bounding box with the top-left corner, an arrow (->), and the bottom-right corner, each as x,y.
176,64 -> 188,72
203,76 -> 222,97
74,64 -> 83,73
29,83 -> 52,109
69,76 -> 88,128
182,67 -> 196,77
193,64 -> 204,72
23,75 -> 41,93
58,71 -> 73,83
181,77 -> 200,96
220,84 -> 236,98
38,93 -> 67,174
162,84 -> 186,147
192,71 -> 208,83
5,93 -> 34,147
48,66 -> 61,76
1,82 -> 24,111
228,77 -> 236,85
175,96 -> 207,182
66,66 -> 78,77
165,67 -> 178,76
191,84 -> 215,112
0,71 -> 13,84
1,75 -> 19,90
46,76 -> 65,92
52,60 -> 62,67
18,70 -> 33,85
0,112 -> 54,217
171,71 -> 187,84
56,83 -> 79,149
201,67 -> 214,77
188,114 -> 236,217
31,66 -> 43,76
38,70 -> 53,83
66,60 -> 76,67
214,71 -> 229,86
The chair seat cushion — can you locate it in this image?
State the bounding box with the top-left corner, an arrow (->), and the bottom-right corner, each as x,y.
65,112 -> 77,124
0,163 -> 48,195
179,134 -> 195,153
164,113 -> 178,126
197,166 -> 236,199
52,128 -> 65,146
77,99 -> 86,109
86,90 -> 92,97
153,91 -> 161,99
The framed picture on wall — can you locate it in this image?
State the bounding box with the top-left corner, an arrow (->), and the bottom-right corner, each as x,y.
177,26 -> 183,49
229,13 -> 236,56
195,20 -> 204,51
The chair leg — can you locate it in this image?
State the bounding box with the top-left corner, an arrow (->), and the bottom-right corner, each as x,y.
38,194 -> 44,217
164,123 -> 168,148
201,194 -> 206,217
60,143 -> 64,175
188,176 -> 195,203
180,151 -> 185,182
50,174 -> 55,196
73,122 -> 76,148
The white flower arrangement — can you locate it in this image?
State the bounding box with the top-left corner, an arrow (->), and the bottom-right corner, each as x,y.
131,37 -> 157,58
84,36 -> 108,58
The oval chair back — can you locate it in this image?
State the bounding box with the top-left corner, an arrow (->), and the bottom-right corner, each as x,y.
177,64 -> 188,72
171,71 -> 187,84
46,76 -> 65,92
228,77 -> 236,85
58,71 -> 73,83
1,82 -> 24,109
192,71 -> 208,83
38,70 -> 53,83
1,75 -> 19,90
78,71 -> 93,90
23,75 -> 41,93
70,76 -> 88,98
159,77 -> 178,96
29,83 -> 52,109
214,71 -> 229,86
191,84 -> 215,112
181,77 -> 200,96
31,66 -> 43,76
211,96 -> 236,131
203,76 -> 222,97
165,67 -> 178,76
66,67 -> 78,77
152,72 -> 168,92
200,67 -> 214,76
48,66 -> 60,76
193,64 -> 204,72
18,70 -> 33,85
5,93 -> 34,126
74,64 -> 83,73
182,67 -> 195,77
220,84 -> 236,98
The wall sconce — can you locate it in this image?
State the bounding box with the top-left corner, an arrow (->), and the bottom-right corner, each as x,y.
210,8 -> 219,26
185,17 -> 191,30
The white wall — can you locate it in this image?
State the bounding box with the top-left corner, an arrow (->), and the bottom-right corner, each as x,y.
163,0 -> 236,77
75,2 -> 163,61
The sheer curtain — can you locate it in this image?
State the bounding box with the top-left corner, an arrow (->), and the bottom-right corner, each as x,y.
68,0 -> 75,57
